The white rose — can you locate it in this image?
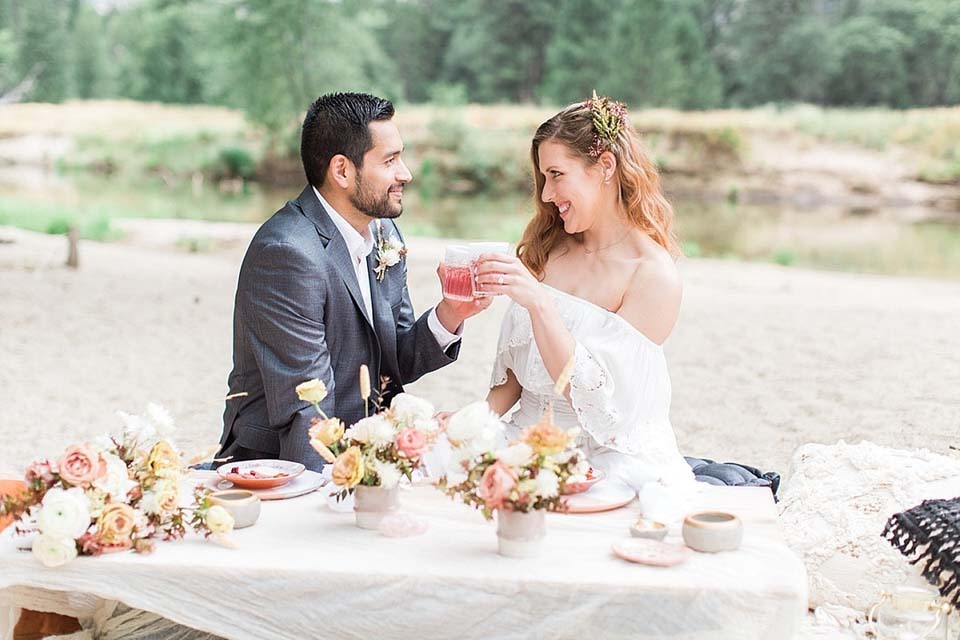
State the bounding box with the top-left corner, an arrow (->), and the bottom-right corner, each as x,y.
373,459 -> 402,489
205,505 -> 235,536
32,535 -> 78,567
381,248 -> 401,267
93,453 -> 136,503
496,443 -> 534,468
37,488 -> 90,539
534,469 -> 560,499
390,393 -> 434,426
413,417 -> 439,434
446,402 -> 502,449
349,415 -> 396,446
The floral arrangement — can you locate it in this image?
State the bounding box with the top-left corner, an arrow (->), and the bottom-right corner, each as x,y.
438,404 -> 589,520
374,221 -> 407,282
297,369 -> 440,499
0,404 -> 234,567
584,90 -> 627,158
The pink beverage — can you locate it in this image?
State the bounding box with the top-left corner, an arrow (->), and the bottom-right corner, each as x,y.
443,264 -> 475,301
442,245 -> 475,301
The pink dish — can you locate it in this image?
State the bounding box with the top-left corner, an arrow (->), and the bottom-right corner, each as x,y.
611,539 -> 692,567
562,468 -> 605,495
216,460 -> 305,489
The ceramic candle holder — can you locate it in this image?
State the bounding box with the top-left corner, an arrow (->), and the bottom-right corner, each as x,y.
681,511 -> 743,552
629,517 -> 669,541
209,489 -> 261,529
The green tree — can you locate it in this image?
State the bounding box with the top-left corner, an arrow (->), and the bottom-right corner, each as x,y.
15,0 -> 69,102
71,4 -> 108,99
826,16 -> 910,106
539,0 -> 619,104
440,0 -> 553,103
607,0 -> 723,109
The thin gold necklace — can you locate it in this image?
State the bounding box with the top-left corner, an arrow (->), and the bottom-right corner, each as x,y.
582,236 -> 627,254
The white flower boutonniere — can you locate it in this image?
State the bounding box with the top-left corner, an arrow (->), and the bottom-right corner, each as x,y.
374,221 -> 407,282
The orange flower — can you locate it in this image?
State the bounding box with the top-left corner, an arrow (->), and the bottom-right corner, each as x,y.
521,407 -> 570,456
331,446 -> 365,488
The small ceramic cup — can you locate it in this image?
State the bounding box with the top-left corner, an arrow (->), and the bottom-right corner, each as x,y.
629,517 -> 669,541
209,489 -> 261,529
682,511 -> 743,552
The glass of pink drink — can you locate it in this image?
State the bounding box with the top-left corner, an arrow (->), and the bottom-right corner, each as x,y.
442,245 -> 475,301
469,242 -> 510,297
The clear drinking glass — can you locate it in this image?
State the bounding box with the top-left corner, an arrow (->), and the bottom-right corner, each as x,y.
442,245 -> 475,302
469,242 -> 511,297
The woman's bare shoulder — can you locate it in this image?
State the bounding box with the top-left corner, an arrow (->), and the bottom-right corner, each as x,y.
617,244 -> 682,344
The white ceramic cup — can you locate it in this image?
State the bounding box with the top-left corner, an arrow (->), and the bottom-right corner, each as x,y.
209,489 -> 261,529
681,511 -> 743,552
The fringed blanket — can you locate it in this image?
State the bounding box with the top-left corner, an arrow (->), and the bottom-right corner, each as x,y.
883,497 -> 960,611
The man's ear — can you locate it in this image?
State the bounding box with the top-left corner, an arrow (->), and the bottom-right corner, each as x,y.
328,154 -> 353,189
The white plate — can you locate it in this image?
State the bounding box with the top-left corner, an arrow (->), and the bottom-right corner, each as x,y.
562,479 -> 636,514
206,469 -> 325,501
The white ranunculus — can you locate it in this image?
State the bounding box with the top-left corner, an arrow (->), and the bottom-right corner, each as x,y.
373,459 -> 402,489
205,505 -> 234,536
496,443 -> 534,468
534,469 -> 560,499
390,393 -> 434,426
445,401 -> 502,449
413,417 -> 439,434
37,488 -> 90,539
32,535 -> 78,567
93,453 -> 136,503
381,248 -> 401,267
140,490 -> 161,516
349,415 -> 396,446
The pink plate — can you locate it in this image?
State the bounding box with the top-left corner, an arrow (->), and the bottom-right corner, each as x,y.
562,469 -> 605,495
562,480 -> 635,514
216,459 -> 305,489
611,539 -> 692,567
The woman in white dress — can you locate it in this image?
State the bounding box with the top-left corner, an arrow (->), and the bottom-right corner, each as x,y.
474,95 -> 695,498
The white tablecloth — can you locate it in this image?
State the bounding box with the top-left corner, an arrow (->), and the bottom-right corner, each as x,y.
0,479 -> 806,640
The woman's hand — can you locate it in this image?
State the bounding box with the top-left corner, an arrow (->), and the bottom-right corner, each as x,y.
474,254 -> 547,312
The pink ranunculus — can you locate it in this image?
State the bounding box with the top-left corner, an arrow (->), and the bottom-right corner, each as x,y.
395,428 -> 428,460
57,444 -> 107,488
478,461 -> 518,511
25,459 -> 58,489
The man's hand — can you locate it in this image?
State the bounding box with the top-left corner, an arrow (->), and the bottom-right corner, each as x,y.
435,263 -> 493,333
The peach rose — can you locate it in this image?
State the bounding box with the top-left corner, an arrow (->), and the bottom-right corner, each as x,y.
57,444 -> 107,488
522,418 -> 570,456
309,417 -> 344,447
479,461 -> 518,511
147,440 -> 181,478
395,428 -> 427,460
331,446 -> 365,488
95,503 -> 136,552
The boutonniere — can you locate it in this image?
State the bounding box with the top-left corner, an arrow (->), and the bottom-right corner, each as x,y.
374,221 -> 407,282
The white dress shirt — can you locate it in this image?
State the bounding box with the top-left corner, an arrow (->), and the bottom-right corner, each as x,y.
313,187 -> 460,350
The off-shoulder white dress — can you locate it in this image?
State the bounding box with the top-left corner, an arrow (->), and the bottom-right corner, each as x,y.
491,284 -> 694,490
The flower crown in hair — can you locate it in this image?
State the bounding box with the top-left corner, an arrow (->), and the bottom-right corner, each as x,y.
584,90 -> 627,158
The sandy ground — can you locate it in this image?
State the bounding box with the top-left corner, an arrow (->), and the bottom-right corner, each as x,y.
2,220 -> 960,639
1,220 -> 958,479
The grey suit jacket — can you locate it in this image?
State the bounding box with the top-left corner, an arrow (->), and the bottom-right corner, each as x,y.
218,186 -> 459,470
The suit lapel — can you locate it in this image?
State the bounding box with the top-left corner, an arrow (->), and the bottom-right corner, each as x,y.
296,186 -> 375,330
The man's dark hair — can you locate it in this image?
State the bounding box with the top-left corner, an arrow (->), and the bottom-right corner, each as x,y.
301,92 -> 395,188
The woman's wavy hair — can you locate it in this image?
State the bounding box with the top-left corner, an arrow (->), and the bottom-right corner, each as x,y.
517,100 -> 681,280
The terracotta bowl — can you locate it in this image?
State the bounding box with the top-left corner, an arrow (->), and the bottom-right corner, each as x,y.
682,511 -> 743,552
216,459 -> 305,489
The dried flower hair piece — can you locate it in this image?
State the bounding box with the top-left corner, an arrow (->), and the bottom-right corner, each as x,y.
584,90 -> 627,158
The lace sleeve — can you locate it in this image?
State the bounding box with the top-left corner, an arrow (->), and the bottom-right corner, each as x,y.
567,333 -> 672,456
489,305 -> 517,388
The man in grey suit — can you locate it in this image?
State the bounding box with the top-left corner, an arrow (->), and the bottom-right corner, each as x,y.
218,92 -> 490,470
